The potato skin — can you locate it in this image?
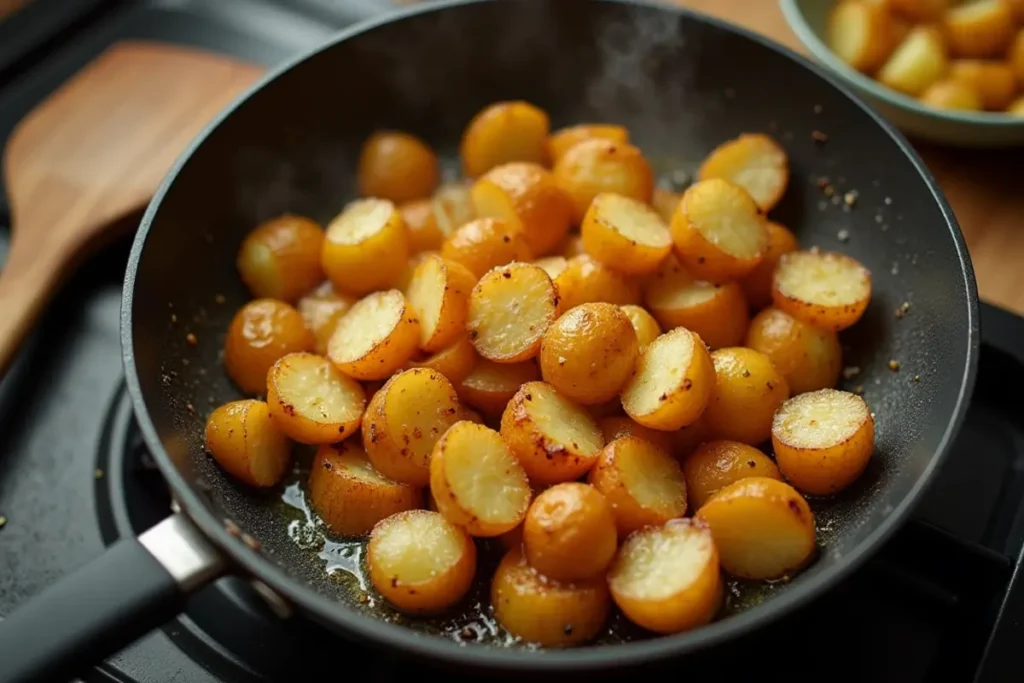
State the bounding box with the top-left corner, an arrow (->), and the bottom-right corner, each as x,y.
554,255 -> 642,311
598,416 -> 675,454
297,281 -> 356,355
523,483 -> 618,581
224,299 -> 314,395
309,442 -> 422,536
440,217 -> 532,279
358,131 -> 439,203
740,221 -> 798,311
492,547 -> 611,647
620,304 -> 662,351
407,335 -> 478,386
461,101 -> 550,177
204,399 -> 291,488
704,347 -> 789,445
745,308 -> 842,395
456,358 -> 539,415
546,124 -> 629,164
327,290 -> 420,381
237,214 -> 325,302
406,254 -> 476,352
399,198 -> 445,254
943,0 -> 1015,58
539,303 -> 639,405
553,138 -> 654,223
266,352 -> 367,444
683,440 -> 782,510
322,198 -> 410,295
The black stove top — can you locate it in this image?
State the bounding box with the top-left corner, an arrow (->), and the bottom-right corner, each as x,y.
2,1 -> 1024,681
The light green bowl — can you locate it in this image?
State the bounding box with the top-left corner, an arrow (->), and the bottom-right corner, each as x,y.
780,0 -> 1024,147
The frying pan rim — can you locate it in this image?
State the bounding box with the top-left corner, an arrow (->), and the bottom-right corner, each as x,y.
121,0 -> 980,670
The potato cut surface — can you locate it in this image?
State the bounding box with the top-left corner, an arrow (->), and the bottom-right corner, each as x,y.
697,134 -> 789,212
266,352 -> 366,444
298,281 -> 356,355
322,198 -> 409,294
405,254 -> 474,352
622,327 -> 714,430
773,250 -> 871,331
204,399 -> 291,488
432,181 -> 476,237
467,263 -> 558,362
328,289 -> 419,380
581,193 -> 672,275
827,1 -> 894,73
878,26 -> 948,95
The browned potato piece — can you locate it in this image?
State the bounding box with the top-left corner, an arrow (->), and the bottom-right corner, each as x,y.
772,389 -> 875,495
456,358 -> 539,415
1012,30 -> 1024,90
1011,0 -> 1024,20
297,281 -> 357,355
266,352 -> 366,444
471,162 -> 575,255
408,335 -> 478,385
588,436 -> 688,537
309,442 -> 422,536
539,303 -> 639,405
358,131 -> 439,203
695,477 -> 815,580
500,381 -> 605,485
440,217 -> 532,279
432,181 -> 476,238
224,299 -> 314,395
430,421 -> 532,536
827,1 -> 895,73
368,510 -> 476,614
772,250 -> 872,332
1010,96 -> 1024,115
740,222 -> 799,311
467,263 -> 558,363
581,193 -> 672,276
394,251 -> 437,293
651,187 -> 681,224
645,259 -> 749,350
204,399 -> 290,487
608,519 -> 721,634
399,199 -> 445,254
704,347 -> 789,445
362,368 -> 461,486
620,304 -> 662,351
622,327 -> 715,431
889,0 -> 947,21
683,440 -> 782,510
546,124 -> 630,164
553,138 -> 654,224
745,308 -> 842,395
944,0 -> 1015,58
461,101 -> 550,178
878,26 -> 948,95
523,482 -> 617,581
405,254 -> 476,352
949,60 -> 1017,110
327,290 -> 420,380
554,254 -> 642,310
670,179 -> 768,282
696,135 -> 789,213
598,416 -> 675,454
920,79 -> 983,110
322,198 -> 409,295
491,548 -> 610,646
237,214 -> 325,302
533,256 -> 569,280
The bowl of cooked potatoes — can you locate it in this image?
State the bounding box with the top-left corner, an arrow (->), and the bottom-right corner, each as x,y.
781,0 -> 1024,146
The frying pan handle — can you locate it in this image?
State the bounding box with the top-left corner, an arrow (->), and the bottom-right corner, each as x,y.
0,515 -> 226,683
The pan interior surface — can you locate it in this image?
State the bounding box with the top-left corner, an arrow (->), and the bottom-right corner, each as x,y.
125,0 -> 976,668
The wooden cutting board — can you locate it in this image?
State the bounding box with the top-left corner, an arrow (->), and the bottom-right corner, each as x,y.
676,0 -> 1024,315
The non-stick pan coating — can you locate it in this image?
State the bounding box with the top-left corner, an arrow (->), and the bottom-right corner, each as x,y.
123,0 -> 978,670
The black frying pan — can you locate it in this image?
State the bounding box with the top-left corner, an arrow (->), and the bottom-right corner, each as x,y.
0,0 -> 979,681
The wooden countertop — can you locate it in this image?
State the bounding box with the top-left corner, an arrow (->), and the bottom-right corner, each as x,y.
678,0 -> 1024,314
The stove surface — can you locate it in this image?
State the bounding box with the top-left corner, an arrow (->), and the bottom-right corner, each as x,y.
2,1 -> 1024,682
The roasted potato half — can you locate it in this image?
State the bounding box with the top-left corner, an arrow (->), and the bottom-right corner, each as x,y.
598,416 -> 676,454
327,289 -> 420,381
944,0 -> 1015,58
405,254 -> 476,353
620,304 -> 662,351
357,131 -> 439,204
430,421 -> 532,537
266,352 -> 366,444
553,138 -> 654,224
399,199 -> 445,254
949,59 -> 1017,110
772,250 -> 872,332
432,181 -> 476,238
1011,31 -> 1024,91
877,26 -> 948,96
554,254 -> 643,311
683,440 -> 782,510
523,482 -> 618,581
407,335 -> 478,386
204,399 -> 291,488
297,281 -> 356,355
704,347 -> 789,446
697,134 -> 789,213
739,221 -> 799,311
745,307 -> 842,395
772,389 -> 875,495
461,100 -> 550,178
826,0 -> 896,74
546,123 -> 630,164
440,217 -> 532,279
467,262 -> 559,363
581,193 -> 673,275
456,358 -> 539,416
224,298 -> 314,395
920,79 -> 982,110
322,198 -> 410,295
888,0 -> 948,22
237,214 -> 325,303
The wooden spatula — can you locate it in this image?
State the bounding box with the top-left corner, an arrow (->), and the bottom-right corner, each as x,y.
0,41 -> 264,377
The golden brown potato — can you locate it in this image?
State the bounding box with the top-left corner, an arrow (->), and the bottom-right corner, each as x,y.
878,26 -> 949,95
553,138 -> 654,224
467,262 -> 559,363
772,388 -> 875,495
546,123 -> 630,164
745,307 -> 842,395
432,181 -> 476,237
554,254 -> 643,311
651,187 -> 681,224
620,304 -> 662,351
827,0 -> 895,73
358,131 -> 439,203
368,510 -> 476,614
491,547 -> 610,646
920,79 -> 983,110
224,299 -> 314,395
1010,96 -> 1024,114
948,60 -> 1016,110
1010,0 -> 1024,21
1009,30 -> 1024,90
322,198 -> 409,295
399,199 -> 445,254
704,347 -> 789,445
695,477 -> 815,580
772,250 -> 872,332
523,483 -> 617,581
598,416 -> 676,454
204,399 -> 290,487
696,135 -> 789,213
405,254 -> 476,352
461,101 -> 550,178
237,214 -> 325,302
430,421 -> 532,536
407,335 -> 478,386
670,179 -> 768,282
944,0 -> 1015,58
266,352 -> 366,444
888,0 -> 947,22
439,217 -> 532,279
327,289 -> 420,381
588,436 -> 688,537
297,281 -> 356,355
621,327 -> 715,431
581,193 -> 673,275
471,162 -> 575,255
608,519 -> 721,634
644,255 -> 749,349
683,440 -> 782,510
456,358 -> 539,415
362,368 -> 461,486
533,255 -> 569,280
500,381 -> 605,485
308,441 -> 422,536
538,303 -> 639,405
740,221 -> 799,311
394,251 -> 437,293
